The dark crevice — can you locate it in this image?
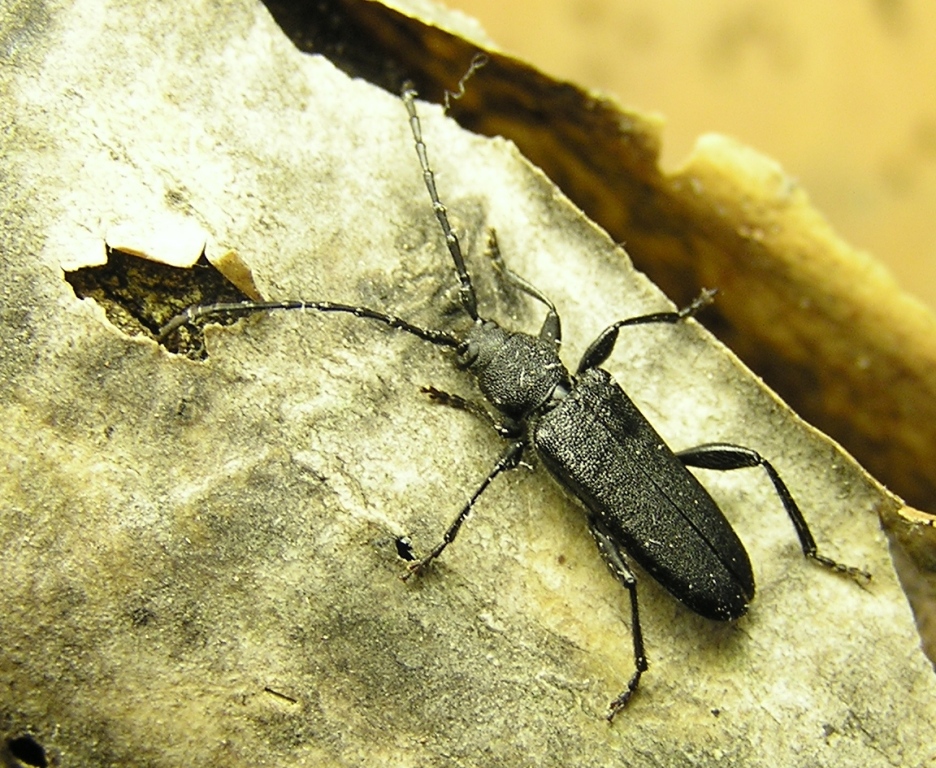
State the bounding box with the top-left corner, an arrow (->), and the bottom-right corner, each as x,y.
260,0 -> 411,94
259,0 -> 490,110
4,734 -> 48,768
394,535 -> 415,561
65,248 -> 250,358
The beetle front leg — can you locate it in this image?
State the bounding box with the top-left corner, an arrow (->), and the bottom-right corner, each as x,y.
420,386 -> 520,438
402,440 -> 525,580
485,230 -> 562,348
588,517 -> 649,721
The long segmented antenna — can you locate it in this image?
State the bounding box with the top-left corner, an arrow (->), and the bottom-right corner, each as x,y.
159,84 -> 486,349
442,53 -> 489,113
157,299 -> 460,349
402,84 -> 479,321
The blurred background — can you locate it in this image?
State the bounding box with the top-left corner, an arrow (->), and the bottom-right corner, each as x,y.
444,0 -> 936,312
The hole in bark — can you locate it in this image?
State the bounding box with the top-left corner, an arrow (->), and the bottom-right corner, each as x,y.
65,247 -> 250,358
6,734 -> 48,767
395,535 -> 416,561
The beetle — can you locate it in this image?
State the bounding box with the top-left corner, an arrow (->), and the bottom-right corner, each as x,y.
159,83 -> 869,721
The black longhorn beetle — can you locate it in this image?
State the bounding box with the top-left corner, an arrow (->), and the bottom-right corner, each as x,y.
158,78 -> 869,721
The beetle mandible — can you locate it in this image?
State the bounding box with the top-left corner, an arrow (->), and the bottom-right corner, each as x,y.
159,80 -> 869,721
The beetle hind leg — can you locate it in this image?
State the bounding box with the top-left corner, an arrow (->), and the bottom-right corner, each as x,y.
676,443 -> 871,583
587,518 -> 649,721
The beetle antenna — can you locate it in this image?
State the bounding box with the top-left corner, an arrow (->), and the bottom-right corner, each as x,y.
442,53 -> 489,113
402,83 -> 479,321
157,299 -> 460,349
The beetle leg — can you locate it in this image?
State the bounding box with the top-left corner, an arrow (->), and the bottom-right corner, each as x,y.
576,289 -> 716,374
587,517 -> 649,721
485,230 -> 562,348
419,386 -> 520,438
676,443 -> 871,583
402,440 -> 525,580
